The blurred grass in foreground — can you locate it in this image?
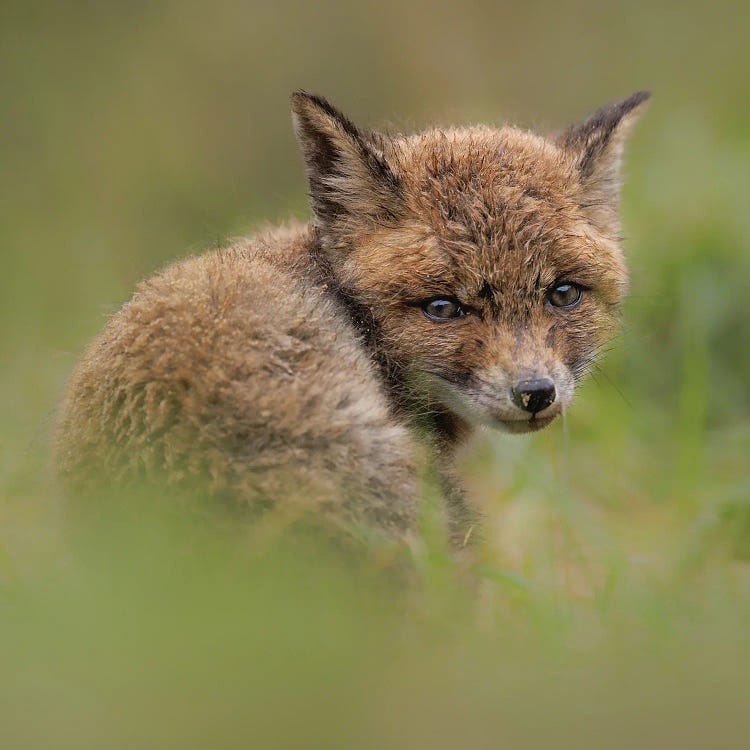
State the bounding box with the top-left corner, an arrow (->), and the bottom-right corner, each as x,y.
2,0 -> 750,746
1,489 -> 750,749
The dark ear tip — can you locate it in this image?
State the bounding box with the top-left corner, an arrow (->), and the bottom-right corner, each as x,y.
289,91 -> 364,143
290,90 -> 318,114
290,90 -> 341,120
625,90 -> 652,110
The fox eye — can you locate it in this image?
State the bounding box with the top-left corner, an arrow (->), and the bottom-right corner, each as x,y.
547,282 -> 583,309
421,297 -> 465,322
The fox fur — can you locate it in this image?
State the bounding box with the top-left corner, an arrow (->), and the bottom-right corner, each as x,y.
54,90 -> 649,545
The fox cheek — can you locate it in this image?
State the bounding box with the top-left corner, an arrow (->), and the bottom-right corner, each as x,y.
561,337 -> 600,382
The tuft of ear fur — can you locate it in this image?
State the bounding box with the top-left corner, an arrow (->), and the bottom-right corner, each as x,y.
559,91 -> 651,234
290,91 -> 403,233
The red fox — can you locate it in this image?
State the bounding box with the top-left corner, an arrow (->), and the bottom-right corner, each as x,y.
55,90 -> 649,545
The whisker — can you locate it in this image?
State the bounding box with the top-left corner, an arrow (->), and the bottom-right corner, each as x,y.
592,364 -> 633,410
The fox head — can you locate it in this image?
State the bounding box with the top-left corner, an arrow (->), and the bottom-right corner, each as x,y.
292,90 -> 649,434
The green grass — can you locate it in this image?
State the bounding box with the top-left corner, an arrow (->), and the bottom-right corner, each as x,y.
2,1 -> 750,746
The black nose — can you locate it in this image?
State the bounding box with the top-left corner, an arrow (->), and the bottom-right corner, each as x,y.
512,378 -> 556,414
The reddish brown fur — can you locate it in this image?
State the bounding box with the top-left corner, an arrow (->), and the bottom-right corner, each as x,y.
55,91 -> 649,545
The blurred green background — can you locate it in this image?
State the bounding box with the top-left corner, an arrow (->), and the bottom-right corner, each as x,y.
1,1 -> 749,747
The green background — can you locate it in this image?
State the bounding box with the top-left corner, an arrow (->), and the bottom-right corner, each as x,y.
1,1 -> 749,746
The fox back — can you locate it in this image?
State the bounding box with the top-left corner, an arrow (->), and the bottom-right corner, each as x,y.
55,91 -> 649,545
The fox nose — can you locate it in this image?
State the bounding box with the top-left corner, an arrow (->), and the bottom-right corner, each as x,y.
512,378 -> 556,414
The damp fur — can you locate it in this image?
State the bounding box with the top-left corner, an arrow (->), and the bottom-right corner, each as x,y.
54,90 -> 650,547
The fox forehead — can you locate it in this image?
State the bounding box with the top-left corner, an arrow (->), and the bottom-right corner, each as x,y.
394,125 -> 576,217
346,127 -> 627,306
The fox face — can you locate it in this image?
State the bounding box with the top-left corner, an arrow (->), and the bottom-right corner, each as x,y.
292,91 -> 649,433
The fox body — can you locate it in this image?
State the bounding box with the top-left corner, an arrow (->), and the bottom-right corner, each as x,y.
55,91 -> 649,544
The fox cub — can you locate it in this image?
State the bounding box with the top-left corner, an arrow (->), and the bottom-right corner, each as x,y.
55,90 -> 649,544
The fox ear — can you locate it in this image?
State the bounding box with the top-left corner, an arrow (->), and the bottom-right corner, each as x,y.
291,91 -> 403,234
558,91 -> 651,234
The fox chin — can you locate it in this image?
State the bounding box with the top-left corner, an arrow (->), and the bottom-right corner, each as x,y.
55,89 -> 649,547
